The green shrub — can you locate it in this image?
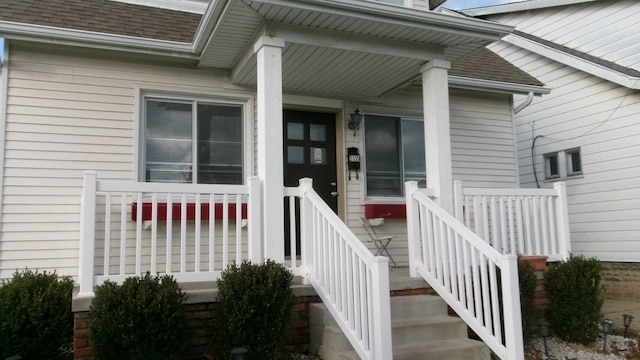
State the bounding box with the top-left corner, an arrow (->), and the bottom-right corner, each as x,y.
0,269 -> 74,360
518,258 -> 539,344
89,273 -> 187,360
214,260 -> 297,360
545,256 -> 603,344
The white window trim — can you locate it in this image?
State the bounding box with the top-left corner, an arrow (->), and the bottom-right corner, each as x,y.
361,113 -> 425,203
136,90 -> 254,184
544,148 -> 582,181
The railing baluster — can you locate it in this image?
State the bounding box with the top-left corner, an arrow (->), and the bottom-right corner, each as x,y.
119,194 -> 126,275
151,193 -> 158,274
235,194 -> 242,265
195,194 -> 201,272
135,192 -> 143,275
208,193 -> 214,272
103,194 -> 111,276
166,194 -> 173,274
222,194 -> 229,269
180,193 -> 187,273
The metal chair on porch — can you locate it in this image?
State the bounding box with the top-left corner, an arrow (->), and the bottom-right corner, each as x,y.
359,217 -> 399,270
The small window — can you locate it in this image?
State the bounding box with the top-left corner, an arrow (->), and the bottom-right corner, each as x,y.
567,148 -> 582,175
544,148 -> 582,180
142,96 -> 244,184
544,153 -> 559,179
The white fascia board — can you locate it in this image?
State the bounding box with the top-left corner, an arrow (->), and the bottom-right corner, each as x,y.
504,33 -> 640,90
192,0 -> 229,54
247,0 -> 514,40
0,21 -> 198,59
448,75 -> 550,95
462,0 -> 598,17
110,0 -> 208,14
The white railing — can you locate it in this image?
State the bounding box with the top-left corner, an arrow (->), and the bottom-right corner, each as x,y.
406,181 -> 524,360
454,180 -> 571,261
78,171 -> 262,297
294,178 -> 393,360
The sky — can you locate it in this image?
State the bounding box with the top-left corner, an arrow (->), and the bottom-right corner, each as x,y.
439,0 -> 523,10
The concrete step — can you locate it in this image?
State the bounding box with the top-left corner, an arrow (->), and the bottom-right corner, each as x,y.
390,294 -> 447,320
338,339 -> 490,360
309,295 -> 491,360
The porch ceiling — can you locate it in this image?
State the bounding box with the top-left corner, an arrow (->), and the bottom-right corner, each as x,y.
197,0 -> 513,98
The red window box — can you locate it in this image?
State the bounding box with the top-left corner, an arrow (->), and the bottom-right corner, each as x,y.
131,202 -> 247,221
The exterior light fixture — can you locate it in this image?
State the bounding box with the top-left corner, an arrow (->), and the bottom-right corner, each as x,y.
538,322 -> 550,358
600,319 -> 614,354
623,314 -> 634,338
348,107 -> 363,137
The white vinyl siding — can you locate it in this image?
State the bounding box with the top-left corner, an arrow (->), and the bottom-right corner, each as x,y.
488,0 -> 640,71
344,87 -> 519,267
490,39 -> 640,262
0,43 -> 254,279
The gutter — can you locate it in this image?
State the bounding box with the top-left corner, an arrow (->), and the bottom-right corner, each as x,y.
0,21 -> 199,59
449,76 -> 550,96
515,91 -> 535,114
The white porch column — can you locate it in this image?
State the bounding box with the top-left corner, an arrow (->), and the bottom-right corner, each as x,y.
421,59 -> 454,213
254,36 -> 285,263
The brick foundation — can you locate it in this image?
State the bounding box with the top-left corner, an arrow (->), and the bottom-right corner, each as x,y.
73,294 -> 322,360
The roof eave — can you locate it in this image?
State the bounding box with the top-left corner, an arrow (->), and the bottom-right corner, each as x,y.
461,0 -> 598,17
0,20 -> 198,59
504,33 -> 640,90
449,75 -> 551,95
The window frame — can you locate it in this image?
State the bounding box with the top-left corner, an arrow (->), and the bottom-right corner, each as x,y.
543,148 -> 582,181
138,92 -> 252,185
362,113 -> 426,202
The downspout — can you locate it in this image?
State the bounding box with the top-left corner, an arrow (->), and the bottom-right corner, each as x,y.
513,91 -> 534,188
514,91 -> 534,114
0,40 -> 8,240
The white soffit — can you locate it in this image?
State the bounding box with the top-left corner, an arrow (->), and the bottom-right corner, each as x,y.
109,0 -> 209,14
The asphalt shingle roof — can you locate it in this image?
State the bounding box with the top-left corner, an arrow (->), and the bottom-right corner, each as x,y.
0,0 -> 546,88
450,47 -> 545,87
0,0 -> 200,43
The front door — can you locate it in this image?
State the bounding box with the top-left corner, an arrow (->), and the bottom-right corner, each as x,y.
283,110 -> 338,256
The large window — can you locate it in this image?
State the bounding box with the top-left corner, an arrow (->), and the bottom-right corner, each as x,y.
142,97 -> 243,184
364,115 -> 426,197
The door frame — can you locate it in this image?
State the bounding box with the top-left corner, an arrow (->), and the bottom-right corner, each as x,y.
283,104 -> 345,221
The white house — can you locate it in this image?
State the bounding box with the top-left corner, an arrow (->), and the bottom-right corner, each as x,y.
463,0 -> 640,302
0,0 -> 568,358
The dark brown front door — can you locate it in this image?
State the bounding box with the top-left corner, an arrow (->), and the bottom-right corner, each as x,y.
284,110 -> 338,256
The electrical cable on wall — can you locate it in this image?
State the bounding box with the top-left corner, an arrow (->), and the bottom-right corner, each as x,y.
528,88 -> 634,187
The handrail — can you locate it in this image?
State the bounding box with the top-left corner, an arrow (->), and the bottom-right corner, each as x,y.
406,181 -> 524,360
78,170 -> 262,298
297,178 -> 393,360
453,180 -> 570,261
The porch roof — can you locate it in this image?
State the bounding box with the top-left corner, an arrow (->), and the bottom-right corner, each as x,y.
0,0 -> 547,97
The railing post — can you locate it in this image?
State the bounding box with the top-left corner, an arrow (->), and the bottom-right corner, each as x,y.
499,255 -> 524,360
370,256 -> 393,360
405,181 -> 421,278
247,176 -> 263,263
299,178 -> 314,283
78,170 -> 97,298
453,180 -> 464,222
553,182 -> 571,260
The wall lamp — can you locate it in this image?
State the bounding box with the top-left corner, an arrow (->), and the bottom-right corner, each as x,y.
348,108 -> 363,137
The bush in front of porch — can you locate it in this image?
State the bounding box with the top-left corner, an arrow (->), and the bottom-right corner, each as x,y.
88,273 -> 187,360
545,255 -> 603,345
213,260 -> 297,360
0,269 -> 74,360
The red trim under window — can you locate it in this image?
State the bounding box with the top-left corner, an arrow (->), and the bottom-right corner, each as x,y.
131,202 -> 247,221
364,204 -> 406,219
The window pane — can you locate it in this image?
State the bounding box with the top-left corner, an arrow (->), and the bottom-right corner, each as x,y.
197,103 -> 243,184
365,115 -> 401,196
145,100 -> 193,183
402,120 -> 426,187
288,146 -> 304,164
287,122 -> 304,140
569,150 -> 581,173
545,154 -> 559,178
310,124 -> 326,141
